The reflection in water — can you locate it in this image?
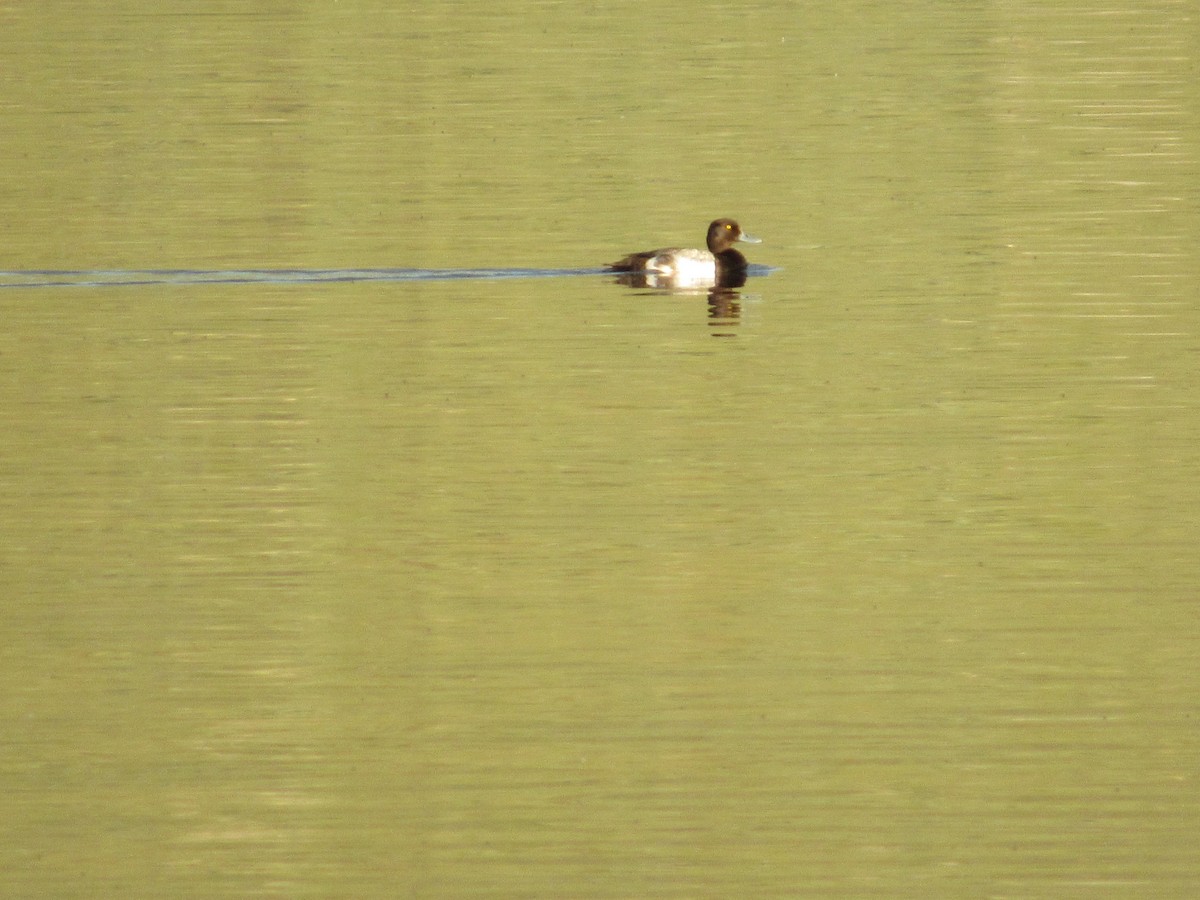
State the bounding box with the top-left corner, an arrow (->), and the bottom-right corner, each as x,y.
610,267 -> 750,292
611,267 -> 755,336
707,289 -> 742,337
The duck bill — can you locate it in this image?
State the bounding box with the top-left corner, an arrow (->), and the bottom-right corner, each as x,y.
738,232 -> 762,244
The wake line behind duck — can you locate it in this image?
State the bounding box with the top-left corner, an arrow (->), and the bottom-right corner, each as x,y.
3,223 -> 769,290
0,267 -> 607,289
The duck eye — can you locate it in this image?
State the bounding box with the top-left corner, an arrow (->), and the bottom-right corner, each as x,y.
725,224 -> 733,231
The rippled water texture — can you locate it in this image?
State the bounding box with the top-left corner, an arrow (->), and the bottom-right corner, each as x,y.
1,1 -> 1197,897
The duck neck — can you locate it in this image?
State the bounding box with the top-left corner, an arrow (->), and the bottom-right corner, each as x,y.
714,247 -> 748,270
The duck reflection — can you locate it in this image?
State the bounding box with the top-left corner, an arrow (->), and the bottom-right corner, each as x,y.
610,269 -> 746,334
610,268 -> 747,291
706,287 -> 742,336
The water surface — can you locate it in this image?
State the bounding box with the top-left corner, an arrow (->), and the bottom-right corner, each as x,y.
2,1 -> 1197,897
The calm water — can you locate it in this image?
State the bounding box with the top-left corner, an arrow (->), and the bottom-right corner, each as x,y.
2,1 -> 1198,897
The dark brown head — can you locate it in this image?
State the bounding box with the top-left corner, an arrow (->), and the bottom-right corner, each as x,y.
705,219 -> 761,254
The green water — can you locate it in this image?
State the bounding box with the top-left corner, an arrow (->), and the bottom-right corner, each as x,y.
2,1 -> 1197,897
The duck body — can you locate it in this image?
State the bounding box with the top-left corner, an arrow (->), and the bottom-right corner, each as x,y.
607,218 -> 761,286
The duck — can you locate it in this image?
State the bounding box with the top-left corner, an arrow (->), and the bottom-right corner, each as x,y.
607,218 -> 761,285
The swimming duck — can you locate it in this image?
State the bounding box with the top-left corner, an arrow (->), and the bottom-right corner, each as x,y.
607,218 -> 761,284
